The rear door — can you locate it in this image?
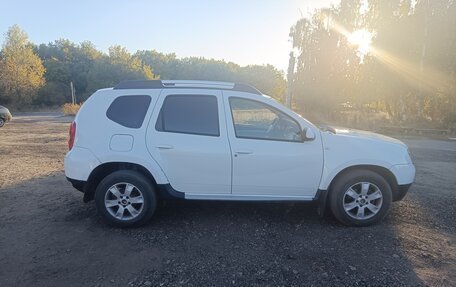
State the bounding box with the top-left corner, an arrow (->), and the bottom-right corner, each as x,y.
146,89 -> 231,194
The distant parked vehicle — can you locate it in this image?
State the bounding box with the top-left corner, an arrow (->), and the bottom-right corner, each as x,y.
65,80 -> 415,227
0,105 -> 12,127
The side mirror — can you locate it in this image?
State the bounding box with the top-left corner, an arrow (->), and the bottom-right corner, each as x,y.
302,127 -> 316,141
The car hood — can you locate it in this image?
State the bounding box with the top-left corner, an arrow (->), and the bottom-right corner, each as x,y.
319,126 -> 412,166
331,127 -> 406,147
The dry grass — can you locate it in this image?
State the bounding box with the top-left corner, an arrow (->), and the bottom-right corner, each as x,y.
61,103 -> 81,116
0,115 -> 69,189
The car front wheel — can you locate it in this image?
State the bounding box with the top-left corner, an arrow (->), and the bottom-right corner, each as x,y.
329,170 -> 392,226
95,170 -> 157,227
0,118 -> 5,127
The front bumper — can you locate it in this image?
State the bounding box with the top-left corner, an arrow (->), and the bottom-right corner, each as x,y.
390,163 -> 416,185
390,163 -> 415,201
393,183 -> 412,201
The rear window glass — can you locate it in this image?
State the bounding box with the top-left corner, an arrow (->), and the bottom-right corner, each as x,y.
155,95 -> 219,136
106,95 -> 151,128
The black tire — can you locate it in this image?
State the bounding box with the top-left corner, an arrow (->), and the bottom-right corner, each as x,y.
95,170 -> 157,228
0,117 -> 5,127
329,170 -> 392,227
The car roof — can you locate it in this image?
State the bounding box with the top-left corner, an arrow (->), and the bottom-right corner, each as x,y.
113,80 -> 262,95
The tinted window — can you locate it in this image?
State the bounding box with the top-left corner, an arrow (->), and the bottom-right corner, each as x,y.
106,95 -> 152,128
229,98 -> 302,142
156,95 -> 219,136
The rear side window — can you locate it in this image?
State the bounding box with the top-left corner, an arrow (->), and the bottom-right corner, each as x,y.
106,95 -> 151,128
155,95 -> 219,136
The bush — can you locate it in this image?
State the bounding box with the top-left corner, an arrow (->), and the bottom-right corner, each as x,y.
61,103 -> 81,116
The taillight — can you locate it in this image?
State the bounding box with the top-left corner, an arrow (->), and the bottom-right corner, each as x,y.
68,122 -> 76,150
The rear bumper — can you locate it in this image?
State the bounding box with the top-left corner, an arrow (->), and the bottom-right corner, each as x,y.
66,177 -> 85,193
64,147 -> 100,181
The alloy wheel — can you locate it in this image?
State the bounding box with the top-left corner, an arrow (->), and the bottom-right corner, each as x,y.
343,182 -> 383,220
104,182 -> 145,220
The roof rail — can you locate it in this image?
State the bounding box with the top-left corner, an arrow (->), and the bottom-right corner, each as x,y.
113,80 -> 262,95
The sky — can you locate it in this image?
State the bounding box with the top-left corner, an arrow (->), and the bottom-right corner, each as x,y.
0,0 -> 337,72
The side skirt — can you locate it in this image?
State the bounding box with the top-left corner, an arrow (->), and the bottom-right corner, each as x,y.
185,193 -> 316,201
158,183 -> 322,202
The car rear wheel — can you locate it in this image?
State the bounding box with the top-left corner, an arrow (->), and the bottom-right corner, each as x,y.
95,170 -> 157,227
329,170 -> 392,226
0,118 -> 5,127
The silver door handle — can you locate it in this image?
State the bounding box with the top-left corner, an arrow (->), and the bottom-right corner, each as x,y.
235,150 -> 253,155
156,144 -> 174,149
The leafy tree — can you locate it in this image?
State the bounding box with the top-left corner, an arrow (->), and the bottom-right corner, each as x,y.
36,39 -> 103,104
237,65 -> 286,101
1,26 -> 286,107
135,50 -> 179,79
86,45 -> 156,93
289,0 -> 456,128
0,25 -> 45,106
136,51 -> 286,100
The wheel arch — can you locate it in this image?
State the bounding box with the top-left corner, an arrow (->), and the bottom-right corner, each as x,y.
326,165 -> 399,200
83,162 -> 158,202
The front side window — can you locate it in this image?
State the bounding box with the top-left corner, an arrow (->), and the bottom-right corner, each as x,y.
156,95 -> 219,136
229,98 -> 302,142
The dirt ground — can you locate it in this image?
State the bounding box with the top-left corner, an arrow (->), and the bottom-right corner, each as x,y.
0,113 -> 455,287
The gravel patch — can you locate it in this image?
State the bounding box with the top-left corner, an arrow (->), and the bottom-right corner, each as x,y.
0,113 -> 454,286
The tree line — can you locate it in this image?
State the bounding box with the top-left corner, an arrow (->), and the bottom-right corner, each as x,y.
0,25 -> 286,108
289,0 -> 456,128
1,0 -> 455,130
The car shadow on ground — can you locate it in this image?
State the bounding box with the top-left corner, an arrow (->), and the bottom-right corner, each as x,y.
0,173 -> 426,286
383,142 -> 456,286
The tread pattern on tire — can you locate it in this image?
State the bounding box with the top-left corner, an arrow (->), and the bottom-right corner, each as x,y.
95,170 -> 157,228
329,169 -> 392,227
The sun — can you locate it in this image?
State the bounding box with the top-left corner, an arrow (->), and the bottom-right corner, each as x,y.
347,28 -> 374,58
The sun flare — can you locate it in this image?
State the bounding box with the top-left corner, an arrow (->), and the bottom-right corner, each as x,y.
347,28 -> 373,57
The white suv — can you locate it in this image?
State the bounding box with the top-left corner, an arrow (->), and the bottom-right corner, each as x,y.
65,80 -> 415,227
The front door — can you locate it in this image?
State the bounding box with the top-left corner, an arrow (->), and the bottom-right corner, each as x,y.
224,94 -> 323,198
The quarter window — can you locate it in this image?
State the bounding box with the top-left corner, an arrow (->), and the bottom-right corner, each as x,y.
156,95 -> 220,136
106,95 -> 151,128
229,98 -> 302,142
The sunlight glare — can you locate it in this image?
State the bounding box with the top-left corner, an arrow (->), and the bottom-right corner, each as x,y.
347,28 -> 373,60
